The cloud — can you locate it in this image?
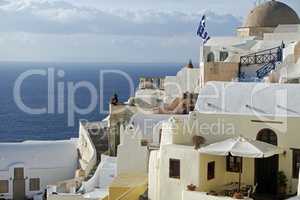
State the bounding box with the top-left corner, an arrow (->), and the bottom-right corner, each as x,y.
0,0 -> 244,62
0,0 -> 242,36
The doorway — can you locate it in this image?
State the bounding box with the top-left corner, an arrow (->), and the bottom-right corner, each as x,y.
13,168 -> 26,200
255,129 -> 278,195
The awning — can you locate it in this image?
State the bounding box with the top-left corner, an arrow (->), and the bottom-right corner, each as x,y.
199,136 -> 283,158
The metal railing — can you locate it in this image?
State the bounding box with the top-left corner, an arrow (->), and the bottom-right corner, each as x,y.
256,62 -> 276,79
240,46 -> 282,66
239,46 -> 283,80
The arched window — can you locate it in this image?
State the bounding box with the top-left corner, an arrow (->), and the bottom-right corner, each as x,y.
256,128 -> 277,145
207,52 -> 215,62
220,51 -> 229,61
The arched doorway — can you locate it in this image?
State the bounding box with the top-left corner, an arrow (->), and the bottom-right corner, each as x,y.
255,129 -> 278,195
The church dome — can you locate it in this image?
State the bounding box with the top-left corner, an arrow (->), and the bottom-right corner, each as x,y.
243,0 -> 300,28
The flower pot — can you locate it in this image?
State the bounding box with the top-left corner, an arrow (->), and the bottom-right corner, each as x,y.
192,136 -> 205,149
187,184 -> 196,191
278,184 -> 287,194
233,192 -> 244,199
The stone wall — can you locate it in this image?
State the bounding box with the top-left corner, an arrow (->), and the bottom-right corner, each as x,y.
201,62 -> 239,87
108,104 -> 137,156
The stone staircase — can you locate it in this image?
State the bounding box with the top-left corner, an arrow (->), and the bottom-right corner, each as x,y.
89,129 -> 109,163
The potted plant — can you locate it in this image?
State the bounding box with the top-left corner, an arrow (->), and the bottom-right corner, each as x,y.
192,135 -> 205,149
187,184 -> 196,191
277,171 -> 288,194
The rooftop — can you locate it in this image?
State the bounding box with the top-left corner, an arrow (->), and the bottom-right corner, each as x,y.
195,81 -> 300,117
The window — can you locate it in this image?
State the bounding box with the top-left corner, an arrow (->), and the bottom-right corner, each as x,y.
169,159 -> 180,179
0,180 -> 8,193
207,161 -> 215,180
293,149 -> 300,179
220,51 -> 229,61
207,52 -> 215,62
226,156 -> 242,173
30,178 -> 40,191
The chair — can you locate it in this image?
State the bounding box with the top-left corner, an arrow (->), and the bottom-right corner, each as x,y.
247,183 -> 258,198
246,186 -> 252,198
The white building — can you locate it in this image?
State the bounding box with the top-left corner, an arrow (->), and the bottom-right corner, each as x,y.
164,62 -> 200,104
0,140 -> 78,200
47,155 -> 116,200
148,1 -> 300,200
149,81 -> 300,200
0,119 -> 106,200
117,113 -> 185,175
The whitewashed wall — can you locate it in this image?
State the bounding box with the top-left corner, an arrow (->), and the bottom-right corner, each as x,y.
158,145 -> 200,200
148,151 -> 159,200
117,127 -> 148,175
80,155 -> 116,193
164,68 -> 200,103
78,121 -> 97,177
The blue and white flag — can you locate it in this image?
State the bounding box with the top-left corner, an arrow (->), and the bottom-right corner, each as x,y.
197,15 -> 210,44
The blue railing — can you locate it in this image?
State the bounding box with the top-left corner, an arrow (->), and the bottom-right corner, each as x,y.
256,62 -> 276,79
239,45 -> 283,81
240,46 -> 282,66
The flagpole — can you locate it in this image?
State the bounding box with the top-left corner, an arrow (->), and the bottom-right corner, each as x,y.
238,157 -> 242,192
199,40 -> 204,67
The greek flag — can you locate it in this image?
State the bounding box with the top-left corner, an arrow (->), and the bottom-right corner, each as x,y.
197,15 -> 210,44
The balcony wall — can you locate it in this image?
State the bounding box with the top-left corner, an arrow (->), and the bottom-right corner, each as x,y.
182,190 -> 253,200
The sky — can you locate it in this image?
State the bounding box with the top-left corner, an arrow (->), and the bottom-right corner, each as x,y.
0,0 -> 298,63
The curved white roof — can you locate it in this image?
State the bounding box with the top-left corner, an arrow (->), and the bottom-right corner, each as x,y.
0,140 -> 78,170
195,81 -> 300,117
130,113 -> 187,139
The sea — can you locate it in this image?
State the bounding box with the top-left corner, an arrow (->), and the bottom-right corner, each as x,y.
0,62 -> 182,142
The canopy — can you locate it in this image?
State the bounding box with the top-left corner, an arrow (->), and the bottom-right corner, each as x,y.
199,136 -> 283,158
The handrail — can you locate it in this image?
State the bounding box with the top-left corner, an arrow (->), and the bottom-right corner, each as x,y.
241,46 -> 281,57
256,62 -> 276,79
